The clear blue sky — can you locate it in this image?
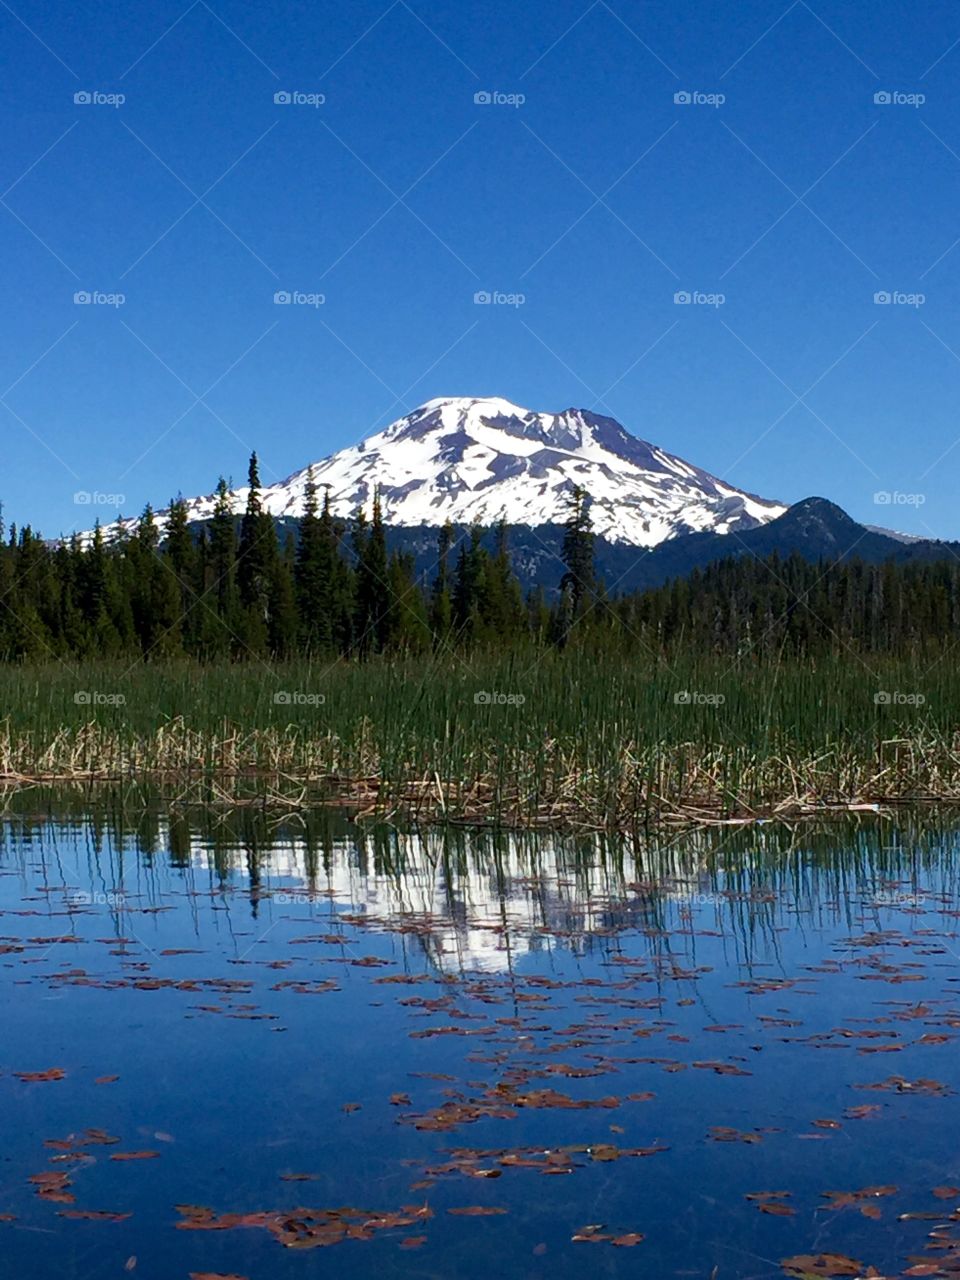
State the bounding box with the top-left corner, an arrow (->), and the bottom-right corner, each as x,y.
3,0 -> 960,539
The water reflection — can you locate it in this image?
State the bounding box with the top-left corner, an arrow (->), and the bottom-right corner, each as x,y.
3,792 -> 960,975
4,794 -> 960,1279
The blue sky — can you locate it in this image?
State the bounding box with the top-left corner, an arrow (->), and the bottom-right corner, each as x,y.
3,0 -> 960,538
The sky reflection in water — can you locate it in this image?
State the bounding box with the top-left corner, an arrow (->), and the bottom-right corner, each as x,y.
2,805 -> 960,1279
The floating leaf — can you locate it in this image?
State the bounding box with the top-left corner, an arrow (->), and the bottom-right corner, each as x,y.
781,1254 -> 862,1277
189,1273 -> 249,1280
58,1209 -> 132,1222
447,1207 -> 508,1216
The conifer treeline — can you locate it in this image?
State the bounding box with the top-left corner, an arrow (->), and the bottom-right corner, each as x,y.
0,461 -> 592,661
0,456 -> 957,661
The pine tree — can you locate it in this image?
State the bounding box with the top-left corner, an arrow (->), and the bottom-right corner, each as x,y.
430,522 -> 454,645
327,499 -> 354,652
557,485 -> 595,645
387,550 -> 430,652
354,490 -> 389,655
237,453 -> 276,654
452,526 -> 489,646
487,519 -> 525,639
268,533 -> 299,657
560,485 -> 595,614
295,469 -> 334,652
207,477 -> 240,658
165,495 -> 198,647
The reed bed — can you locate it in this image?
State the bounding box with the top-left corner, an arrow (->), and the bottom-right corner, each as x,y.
2,653 -> 959,826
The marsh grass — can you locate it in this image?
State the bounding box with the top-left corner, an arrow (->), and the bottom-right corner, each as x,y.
1,653 -> 958,825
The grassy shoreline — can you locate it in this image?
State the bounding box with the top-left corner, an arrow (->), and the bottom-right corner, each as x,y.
2,655 -> 959,826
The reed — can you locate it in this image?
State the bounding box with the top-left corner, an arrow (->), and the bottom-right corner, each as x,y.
1,653 -> 958,826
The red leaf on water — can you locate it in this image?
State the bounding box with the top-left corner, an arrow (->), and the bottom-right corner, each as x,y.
781,1254 -> 863,1277
447,1206 -> 508,1216
189,1274 -> 249,1280
58,1209 -> 132,1222
843,1104 -> 881,1120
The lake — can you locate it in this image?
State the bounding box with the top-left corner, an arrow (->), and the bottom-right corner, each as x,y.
2,798 -> 960,1279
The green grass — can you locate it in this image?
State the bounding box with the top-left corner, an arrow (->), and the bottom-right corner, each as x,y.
0,652 -> 957,825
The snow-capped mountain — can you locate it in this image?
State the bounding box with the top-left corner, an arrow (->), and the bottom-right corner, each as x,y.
93,396 -> 785,548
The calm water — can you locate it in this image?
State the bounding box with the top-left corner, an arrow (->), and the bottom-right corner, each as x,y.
3,801 -> 960,1278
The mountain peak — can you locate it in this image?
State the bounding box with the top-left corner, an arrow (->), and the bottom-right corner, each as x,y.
415,395 -> 529,414
318,397 -> 785,544
776,496 -> 861,538
85,397 -> 787,550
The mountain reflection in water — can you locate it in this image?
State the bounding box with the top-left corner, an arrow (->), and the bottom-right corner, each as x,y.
4,799 -> 960,1280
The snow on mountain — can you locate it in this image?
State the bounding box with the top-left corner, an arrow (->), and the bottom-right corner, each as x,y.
92,396 -> 786,548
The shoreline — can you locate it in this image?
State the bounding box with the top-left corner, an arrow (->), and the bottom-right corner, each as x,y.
2,755 -> 959,830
